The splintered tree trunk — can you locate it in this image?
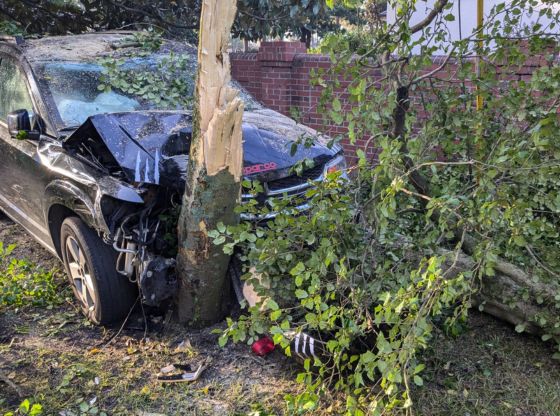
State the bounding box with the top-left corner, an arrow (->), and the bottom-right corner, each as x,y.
175,0 -> 243,326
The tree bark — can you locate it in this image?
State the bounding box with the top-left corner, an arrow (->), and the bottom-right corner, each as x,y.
445,250 -> 559,338
175,0 -> 243,326
300,26 -> 312,49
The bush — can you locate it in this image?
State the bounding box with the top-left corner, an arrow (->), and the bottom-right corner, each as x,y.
213,173 -> 472,414
310,31 -> 376,55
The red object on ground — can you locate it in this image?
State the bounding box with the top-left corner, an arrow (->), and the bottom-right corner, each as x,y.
251,337 -> 275,356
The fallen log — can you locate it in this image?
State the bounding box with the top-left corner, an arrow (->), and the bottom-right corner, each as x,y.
447,250 -> 559,338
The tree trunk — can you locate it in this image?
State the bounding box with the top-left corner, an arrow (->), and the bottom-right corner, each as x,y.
175,0 -> 243,326
300,26 -> 312,49
445,250 -> 559,338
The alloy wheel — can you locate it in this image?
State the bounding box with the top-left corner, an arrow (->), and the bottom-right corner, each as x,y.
65,236 -> 95,312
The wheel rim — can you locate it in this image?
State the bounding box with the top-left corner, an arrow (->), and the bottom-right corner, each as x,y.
65,236 -> 95,312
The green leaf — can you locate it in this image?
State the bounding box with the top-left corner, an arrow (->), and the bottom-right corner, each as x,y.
331,111 -> 343,125
270,310 -> 282,321
290,262 -> 305,276
332,98 -> 341,112
218,334 -> 228,348
213,235 -> 226,245
265,298 -> 279,311
19,400 -> 30,413
414,364 -> 425,374
295,289 -> 308,299
29,404 -> 43,416
414,375 -> 423,386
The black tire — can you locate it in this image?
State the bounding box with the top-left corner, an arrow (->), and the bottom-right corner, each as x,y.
60,216 -> 137,325
229,254 -> 244,306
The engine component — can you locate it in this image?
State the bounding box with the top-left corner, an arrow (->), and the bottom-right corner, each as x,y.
139,254 -> 177,305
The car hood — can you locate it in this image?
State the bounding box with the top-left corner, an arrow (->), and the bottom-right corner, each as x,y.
63,109 -> 339,190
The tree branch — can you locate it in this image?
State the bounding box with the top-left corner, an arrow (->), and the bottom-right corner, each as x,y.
237,9 -> 288,23
105,0 -> 198,30
409,0 -> 450,34
410,47 -> 456,86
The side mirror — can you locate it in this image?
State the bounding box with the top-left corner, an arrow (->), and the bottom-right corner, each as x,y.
7,109 -> 40,140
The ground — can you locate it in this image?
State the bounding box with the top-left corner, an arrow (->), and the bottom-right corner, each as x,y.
0,216 -> 559,416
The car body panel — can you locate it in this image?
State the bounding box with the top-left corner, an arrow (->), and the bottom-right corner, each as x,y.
63,110 -> 340,192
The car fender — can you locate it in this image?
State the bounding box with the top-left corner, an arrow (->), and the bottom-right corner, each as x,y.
44,180 -> 99,231
44,177 -> 145,233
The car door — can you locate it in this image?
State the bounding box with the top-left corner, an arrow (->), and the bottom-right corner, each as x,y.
0,54 -> 52,245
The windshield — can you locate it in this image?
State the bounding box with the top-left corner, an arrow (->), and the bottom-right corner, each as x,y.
34,59 -> 261,129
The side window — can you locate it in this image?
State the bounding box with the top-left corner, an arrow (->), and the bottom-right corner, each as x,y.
0,57 -> 34,122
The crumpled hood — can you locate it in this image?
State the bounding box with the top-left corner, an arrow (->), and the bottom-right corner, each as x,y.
64,109 -> 339,190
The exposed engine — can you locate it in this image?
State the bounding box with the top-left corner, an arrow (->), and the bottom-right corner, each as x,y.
105,188 -> 180,306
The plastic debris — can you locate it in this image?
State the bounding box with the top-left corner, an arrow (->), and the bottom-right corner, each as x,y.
251,337 -> 275,356
157,359 -> 209,383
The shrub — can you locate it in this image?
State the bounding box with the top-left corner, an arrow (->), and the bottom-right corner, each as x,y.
0,243 -> 65,309
213,173 -> 472,414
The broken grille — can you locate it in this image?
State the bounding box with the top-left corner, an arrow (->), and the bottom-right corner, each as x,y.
265,163 -> 325,194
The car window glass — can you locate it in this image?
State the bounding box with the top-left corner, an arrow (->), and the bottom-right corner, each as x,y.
0,58 -> 34,122
34,59 -> 261,129
39,62 -> 141,127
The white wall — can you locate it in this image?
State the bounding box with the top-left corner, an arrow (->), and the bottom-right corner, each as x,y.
387,0 -> 559,54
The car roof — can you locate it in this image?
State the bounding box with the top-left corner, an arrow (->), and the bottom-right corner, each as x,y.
6,31 -> 196,63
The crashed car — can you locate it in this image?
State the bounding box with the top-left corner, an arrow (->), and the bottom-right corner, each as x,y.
0,32 -> 345,324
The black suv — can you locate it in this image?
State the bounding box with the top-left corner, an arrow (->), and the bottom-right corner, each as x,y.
0,32 -> 345,324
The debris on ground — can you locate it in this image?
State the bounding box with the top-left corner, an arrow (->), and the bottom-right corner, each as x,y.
0,368 -> 23,398
173,338 -> 193,354
157,358 -> 210,383
251,337 -> 275,357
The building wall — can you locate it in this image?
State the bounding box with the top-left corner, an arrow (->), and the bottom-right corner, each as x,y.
231,41 -> 380,162
230,41 -> 556,164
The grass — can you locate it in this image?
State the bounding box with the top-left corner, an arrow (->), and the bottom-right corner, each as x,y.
0,306 -> 298,415
414,312 -> 560,416
0,241 -> 559,415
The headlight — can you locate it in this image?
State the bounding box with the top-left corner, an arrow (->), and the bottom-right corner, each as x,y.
323,155 -> 347,177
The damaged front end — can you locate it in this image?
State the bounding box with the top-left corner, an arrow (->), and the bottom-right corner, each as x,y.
104,190 -> 179,306
65,112 -> 191,306
63,109 -> 344,308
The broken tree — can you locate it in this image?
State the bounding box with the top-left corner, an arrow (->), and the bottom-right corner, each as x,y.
175,0 -> 243,326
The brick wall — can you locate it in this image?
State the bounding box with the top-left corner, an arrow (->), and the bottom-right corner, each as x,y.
231,41 -> 370,157
231,41 -> 557,164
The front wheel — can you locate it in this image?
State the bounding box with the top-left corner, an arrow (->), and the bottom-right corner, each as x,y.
60,217 -> 137,325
